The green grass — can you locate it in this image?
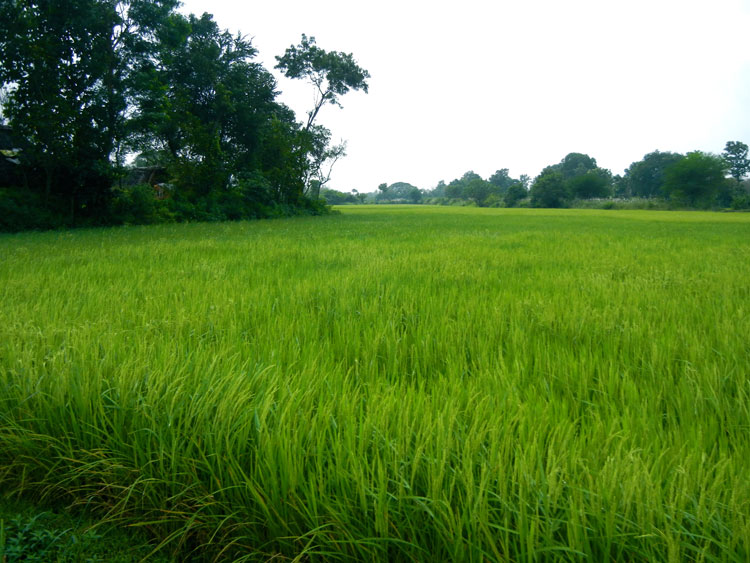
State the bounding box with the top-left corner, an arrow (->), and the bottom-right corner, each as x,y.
1,206 -> 749,561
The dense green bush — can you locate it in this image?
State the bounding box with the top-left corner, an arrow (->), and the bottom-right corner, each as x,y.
108,184 -> 172,225
0,188 -> 63,232
1,179 -> 333,232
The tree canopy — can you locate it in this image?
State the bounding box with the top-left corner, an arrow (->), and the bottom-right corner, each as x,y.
529,153 -> 611,206
722,141 -> 750,185
530,170 -> 568,208
662,152 -> 729,207
275,35 -> 370,132
624,151 -> 685,198
0,1 -> 367,230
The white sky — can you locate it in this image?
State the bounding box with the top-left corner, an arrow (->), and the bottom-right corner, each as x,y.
179,0 -> 750,193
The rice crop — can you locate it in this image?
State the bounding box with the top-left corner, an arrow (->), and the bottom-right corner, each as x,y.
1,206 -> 749,561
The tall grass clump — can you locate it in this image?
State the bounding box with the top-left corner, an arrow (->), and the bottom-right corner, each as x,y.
1,206 -> 749,561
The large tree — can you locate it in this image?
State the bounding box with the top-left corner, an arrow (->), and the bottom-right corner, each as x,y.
0,0 -> 179,219
558,152 -> 598,180
722,141 -> 750,185
568,169 -> 611,199
488,168 -> 515,192
662,152 -> 729,207
275,35 -> 370,131
624,151 -> 684,198
530,170 -> 568,208
275,35 -> 369,196
129,12 -> 297,201
503,182 -> 528,207
541,153 -> 611,200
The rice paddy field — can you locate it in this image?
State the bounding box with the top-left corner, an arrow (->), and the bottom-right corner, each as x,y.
1,205 -> 749,561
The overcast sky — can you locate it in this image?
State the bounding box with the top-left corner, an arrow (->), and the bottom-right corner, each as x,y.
180,0 -> 750,193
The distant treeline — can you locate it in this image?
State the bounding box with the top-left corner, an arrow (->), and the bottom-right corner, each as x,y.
0,1 -> 369,232
328,145 -> 750,210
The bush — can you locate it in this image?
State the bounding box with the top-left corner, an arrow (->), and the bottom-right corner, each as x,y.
108,184 -> 169,225
530,171 -> 569,208
482,193 -> 503,208
0,188 -> 63,232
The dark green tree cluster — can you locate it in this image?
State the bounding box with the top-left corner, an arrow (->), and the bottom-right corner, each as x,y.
617,142 -> 747,209
375,181 -> 423,204
0,1 -> 369,231
425,169 -> 530,207
530,153 -> 612,208
320,187 -> 367,205
528,144 -> 748,209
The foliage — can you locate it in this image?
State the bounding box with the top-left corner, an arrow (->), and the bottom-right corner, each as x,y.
503,182 -> 528,207
0,0 -> 131,219
0,2 -> 357,230
1,207 -> 749,560
530,170 -> 569,207
557,152 -> 598,180
730,193 -> 750,209
571,197 -> 670,210
624,151 -> 685,198
567,169 -> 611,199
274,35 -> 369,196
427,169 -> 522,207
129,12 -> 306,204
320,187 -> 358,204
375,181 -> 422,203
275,34 -> 370,131
108,184 -> 170,225
662,151 -> 730,207
0,188 -> 63,231
0,497 -> 170,562
488,168 -> 515,192
537,153 -> 612,201
722,141 -> 750,184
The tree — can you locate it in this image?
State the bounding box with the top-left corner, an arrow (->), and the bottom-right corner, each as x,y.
430,180 -> 447,198
504,182 -> 528,207
722,141 -> 749,185
300,126 -> 347,195
1,0 -> 119,215
0,0 -> 187,221
320,187 -> 356,205
559,153 -> 597,180
662,151 -> 729,207
530,170 -> 569,208
624,151 -> 684,198
1,1 -> 353,228
408,186 -> 423,204
375,181 -> 420,203
129,12 -> 311,207
568,169 -> 611,199
444,179 -> 464,200
274,35 -> 369,196
275,34 -> 369,131
539,153 -> 611,200
489,169 -> 515,192
465,178 -> 492,205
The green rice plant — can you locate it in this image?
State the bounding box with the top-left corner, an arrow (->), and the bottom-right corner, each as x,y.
0,206 -> 749,561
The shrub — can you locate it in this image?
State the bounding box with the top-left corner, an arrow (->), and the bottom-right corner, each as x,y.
108,184 -> 166,225
0,188 -> 63,232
